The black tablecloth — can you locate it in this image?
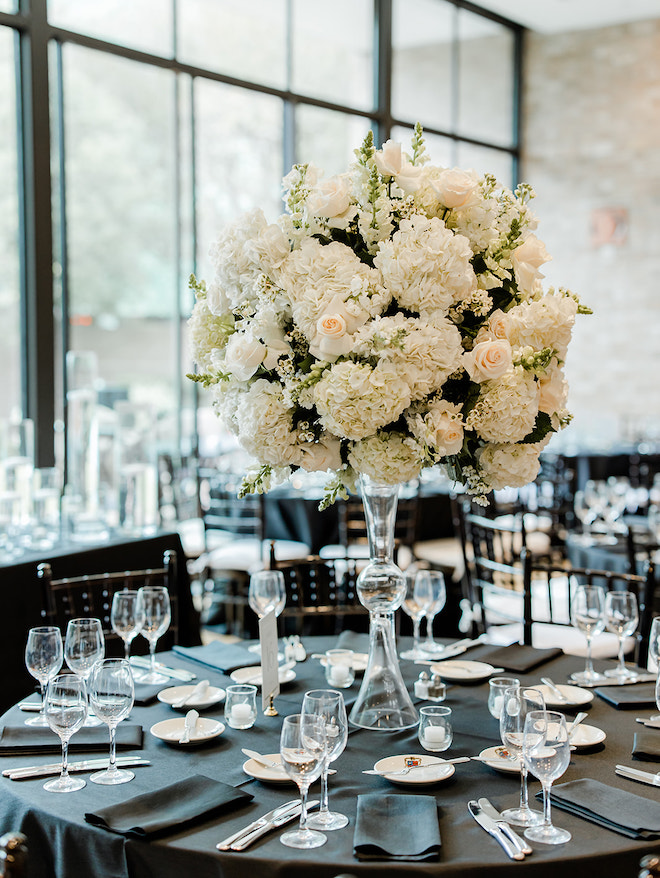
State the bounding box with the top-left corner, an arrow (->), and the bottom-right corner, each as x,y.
1,636 -> 659,877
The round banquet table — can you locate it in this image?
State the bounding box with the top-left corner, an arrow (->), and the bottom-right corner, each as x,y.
1,636 -> 660,878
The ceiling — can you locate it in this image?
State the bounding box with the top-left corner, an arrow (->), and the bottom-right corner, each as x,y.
471,0 -> 660,33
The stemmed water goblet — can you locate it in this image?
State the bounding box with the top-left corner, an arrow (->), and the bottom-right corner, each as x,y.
64,618 -> 104,726
111,589 -> 145,661
279,713 -> 327,849
301,689 -> 349,831
569,584 -> 607,684
499,685 -> 545,827
400,569 -> 433,660
24,626 -> 63,727
247,570 -> 286,654
136,586 -> 171,684
418,570 -> 447,656
43,673 -> 88,792
522,710 -> 572,845
88,658 -> 135,785
604,590 -> 639,681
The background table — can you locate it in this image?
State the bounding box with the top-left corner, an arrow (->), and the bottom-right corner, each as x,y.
1,636 -> 660,877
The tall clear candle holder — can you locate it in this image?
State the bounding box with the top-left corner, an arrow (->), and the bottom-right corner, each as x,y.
116,402 -> 160,537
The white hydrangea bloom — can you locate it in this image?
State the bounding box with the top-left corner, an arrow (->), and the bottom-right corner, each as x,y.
466,368 -> 540,443
234,379 -> 300,467
478,442 -> 545,490
506,293 -> 578,360
348,432 -> 424,485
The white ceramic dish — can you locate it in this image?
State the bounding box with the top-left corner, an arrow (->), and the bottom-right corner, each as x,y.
568,723 -> 606,749
372,754 -> 456,786
242,753 -> 292,784
534,683 -> 594,707
429,660 -> 497,682
230,666 -> 296,686
320,652 -> 369,672
149,717 -> 225,746
157,684 -> 225,710
478,745 -> 521,774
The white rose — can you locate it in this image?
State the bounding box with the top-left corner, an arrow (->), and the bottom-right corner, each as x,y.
431,168 -> 480,209
308,294 -> 368,361
511,234 -> 551,295
306,175 -> 353,218
375,140 -> 404,176
487,309 -> 510,340
463,339 -> 513,382
539,366 -> 568,415
408,400 -> 464,457
223,332 -> 265,382
297,436 -> 343,473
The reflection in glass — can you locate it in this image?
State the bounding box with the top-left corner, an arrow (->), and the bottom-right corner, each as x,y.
48,0 -> 173,56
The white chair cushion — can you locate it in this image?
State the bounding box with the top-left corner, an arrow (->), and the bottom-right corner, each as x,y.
203,539 -> 310,574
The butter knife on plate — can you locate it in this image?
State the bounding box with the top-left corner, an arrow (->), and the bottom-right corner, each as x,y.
4,756 -> 150,780
580,673 -> 656,689
216,799 -> 304,851
230,800 -> 319,851
468,800 -> 524,860
615,764 -> 660,786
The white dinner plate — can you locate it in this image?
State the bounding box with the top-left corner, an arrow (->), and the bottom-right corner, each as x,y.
478,745 -> 521,774
568,723 -> 606,750
535,683 -> 594,707
149,717 -> 225,746
320,652 -> 369,672
242,753 -> 292,784
230,666 -> 296,687
429,660 -> 497,682
372,754 -> 456,786
157,684 -> 225,710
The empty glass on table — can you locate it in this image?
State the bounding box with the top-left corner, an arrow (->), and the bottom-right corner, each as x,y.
522,710 -> 572,845
136,586 -> 171,684
64,618 -> 105,726
24,626 -> 63,727
301,689 -> 349,831
88,658 -> 135,785
417,570 -> 447,656
570,584 -> 607,685
499,685 -> 545,827
400,568 -> 433,660
604,590 -> 639,681
247,570 -> 286,654
111,589 -> 145,661
43,673 -> 88,792
279,713 -> 327,849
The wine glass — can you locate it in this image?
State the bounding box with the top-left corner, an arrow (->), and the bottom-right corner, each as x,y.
279,713 -> 327,849
604,590 -> 639,681
111,589 -> 144,661
499,685 -> 545,827
522,710 -> 572,845
648,616 -> 660,671
570,584 -> 607,684
400,569 -> 433,660
301,689 -> 349,831
64,618 -> 104,726
136,586 -> 171,684
43,673 -> 88,792
247,570 -> 286,654
88,658 -> 135,785
24,626 -> 63,727
417,570 -> 447,656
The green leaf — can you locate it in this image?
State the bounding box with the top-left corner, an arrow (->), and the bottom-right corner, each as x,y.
521,411 -> 555,444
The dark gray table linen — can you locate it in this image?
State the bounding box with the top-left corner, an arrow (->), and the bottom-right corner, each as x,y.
595,683 -> 657,709
633,730 -> 660,761
133,682 -> 167,705
546,778 -> 660,839
85,773 -> 253,838
353,793 -> 441,861
172,641 -> 260,674
0,722 -> 143,755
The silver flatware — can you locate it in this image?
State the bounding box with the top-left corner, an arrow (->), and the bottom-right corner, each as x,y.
580,673 -> 656,688
172,680 -> 210,709
231,800 -> 319,851
130,657 -> 196,682
179,709 -> 199,744
541,677 -> 567,701
568,711 -> 589,737
216,799 -> 302,850
241,749 -> 336,774
4,756 -> 150,780
468,800 -> 524,860
635,717 -> 660,729
477,798 -> 532,856
363,756 -> 470,776
18,701 -> 42,712
615,764 -> 660,786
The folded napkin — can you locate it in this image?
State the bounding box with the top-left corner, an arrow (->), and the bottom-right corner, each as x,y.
133,681 -> 166,705
471,643 -> 562,673
633,730 -> 660,761
543,778 -> 660,839
595,683 -> 657,709
353,794 -> 441,861
172,642 -> 259,675
85,774 -> 253,838
0,723 -> 143,756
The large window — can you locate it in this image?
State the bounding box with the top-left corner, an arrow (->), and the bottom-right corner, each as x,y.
0,0 -> 521,466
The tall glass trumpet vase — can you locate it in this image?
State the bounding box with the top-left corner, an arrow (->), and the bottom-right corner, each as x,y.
348,477 -> 418,732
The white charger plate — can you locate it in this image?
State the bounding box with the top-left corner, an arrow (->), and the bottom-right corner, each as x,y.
320,652 -> 369,672
568,723 -> 606,749
149,717 -> 225,746
157,684 -> 226,710
478,745 -> 521,774
372,754 -> 456,786
230,666 -> 296,686
535,683 -> 594,707
429,660 -> 497,682
242,753 -> 291,784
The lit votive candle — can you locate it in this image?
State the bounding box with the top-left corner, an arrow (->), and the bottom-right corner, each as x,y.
424,726 -> 447,746
230,703 -> 253,726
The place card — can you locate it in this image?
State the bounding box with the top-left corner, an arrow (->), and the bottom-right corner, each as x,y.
259,611 -> 280,712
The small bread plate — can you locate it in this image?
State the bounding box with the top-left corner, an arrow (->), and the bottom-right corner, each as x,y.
230,666 -> 296,687
242,753 -> 291,784
149,717 -> 225,746
372,754 -> 456,786
569,723 -> 606,750
429,660 -> 497,682
535,683 -> 594,708
320,652 -> 369,673
157,684 -> 225,710
478,746 -> 521,774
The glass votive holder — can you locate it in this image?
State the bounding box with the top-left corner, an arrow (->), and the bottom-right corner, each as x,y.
324,649 -> 355,689
418,705 -> 453,752
224,684 -> 257,730
488,676 -> 520,720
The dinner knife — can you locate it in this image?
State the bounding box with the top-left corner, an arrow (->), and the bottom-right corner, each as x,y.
129,657 -> 196,682
4,757 -> 151,780
477,798 -> 532,856
540,677 -> 568,701
615,764 -> 660,786
216,799 -> 301,850
468,801 -> 524,860
230,800 -> 319,851
635,718 -> 660,729
580,673 -> 656,689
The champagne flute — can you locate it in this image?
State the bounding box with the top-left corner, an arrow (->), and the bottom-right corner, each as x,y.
499,685 -> 545,827
570,584 -> 607,684
400,570 -> 433,660
301,689 -> 349,831
418,570 -> 447,656
247,570 -> 286,654
279,713 -> 326,849
43,673 -> 88,792
111,589 -> 144,661
604,590 -> 639,681
522,710 -> 572,845
136,586 -> 171,684
88,658 -> 135,785
24,626 -> 63,727
64,618 -> 104,726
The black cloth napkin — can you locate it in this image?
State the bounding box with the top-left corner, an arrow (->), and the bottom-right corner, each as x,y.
470,643 -> 563,673
0,723 -> 143,756
595,683 -> 657,709
633,730 -> 660,761
353,793 -> 441,861
85,774 -> 253,838
543,778 -> 660,839
133,681 -> 166,705
172,642 -> 259,674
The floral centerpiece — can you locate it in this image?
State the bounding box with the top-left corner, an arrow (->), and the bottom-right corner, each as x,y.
188,125 -> 589,509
